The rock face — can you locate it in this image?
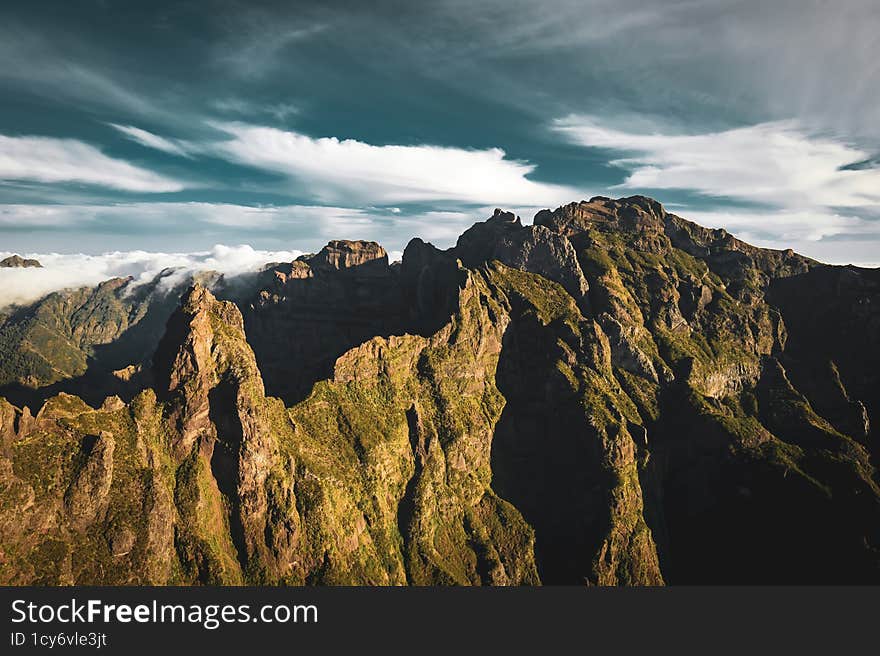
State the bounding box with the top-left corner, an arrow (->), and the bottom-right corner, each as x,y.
767,266 -> 880,452
245,240 -> 404,406
64,431 -> 115,531
1,196 -> 879,585
0,255 -> 41,268
456,209 -> 590,306
152,284 -> 280,582
309,240 -> 390,272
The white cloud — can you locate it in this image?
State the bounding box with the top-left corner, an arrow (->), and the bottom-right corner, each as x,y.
687,209 -> 874,245
96,121 -> 581,207
552,116 -> 880,210
0,244 -> 303,309
109,124 -> 193,158
0,134 -> 183,192
207,123 -> 581,206
0,204 -> 84,227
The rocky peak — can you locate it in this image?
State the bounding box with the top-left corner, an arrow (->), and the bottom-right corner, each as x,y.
153,284 -> 262,452
451,208 -> 590,306
0,254 -> 42,268
156,283 -> 251,378
533,196 -> 815,298
247,237 -> 405,406
486,208 -> 522,226
152,282 -> 278,579
308,239 -> 389,273
177,282 -> 241,328
263,240 -> 390,290
535,196 -> 666,233
535,195 -> 669,253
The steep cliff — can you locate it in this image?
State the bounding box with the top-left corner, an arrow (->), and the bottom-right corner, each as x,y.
245,240 -> 405,406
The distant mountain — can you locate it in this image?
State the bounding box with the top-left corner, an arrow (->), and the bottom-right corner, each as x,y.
0,254 -> 41,268
0,269 -> 225,407
1,196 -> 878,585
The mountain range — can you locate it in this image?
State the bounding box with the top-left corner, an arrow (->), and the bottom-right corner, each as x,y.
1,195 -> 878,585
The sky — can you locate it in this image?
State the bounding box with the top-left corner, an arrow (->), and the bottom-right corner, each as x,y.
1,0 -> 879,276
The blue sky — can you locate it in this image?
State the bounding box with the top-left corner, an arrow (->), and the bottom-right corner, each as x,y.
1,0 -> 879,264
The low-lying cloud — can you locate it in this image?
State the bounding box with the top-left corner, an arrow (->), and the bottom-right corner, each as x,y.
0,244 -> 302,309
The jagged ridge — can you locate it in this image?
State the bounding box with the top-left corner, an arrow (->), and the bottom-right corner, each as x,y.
1,195 -> 878,585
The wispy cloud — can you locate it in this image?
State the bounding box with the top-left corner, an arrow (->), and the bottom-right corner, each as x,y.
686,208 -> 880,267
0,134 -> 183,192
211,98 -> 300,122
95,120 -> 580,208
215,22 -> 328,79
400,1 -> 880,138
0,202 -> 367,231
206,123 -> 581,206
0,201 -> 484,253
109,124 -> 193,158
552,116 -> 880,210
687,209 -> 875,244
0,25 -> 174,122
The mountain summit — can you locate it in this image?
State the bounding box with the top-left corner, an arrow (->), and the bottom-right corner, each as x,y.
1,196 -> 878,585
0,254 -> 42,268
